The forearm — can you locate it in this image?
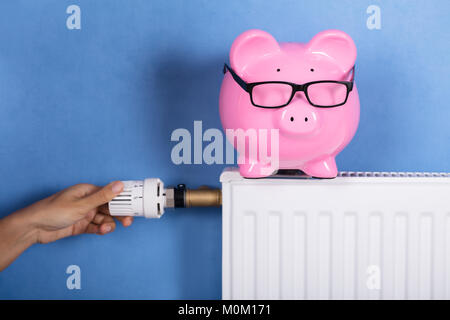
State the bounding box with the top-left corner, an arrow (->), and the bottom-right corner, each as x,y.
0,209 -> 38,272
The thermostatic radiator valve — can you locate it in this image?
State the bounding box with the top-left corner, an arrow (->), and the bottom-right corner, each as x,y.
108,179 -> 221,219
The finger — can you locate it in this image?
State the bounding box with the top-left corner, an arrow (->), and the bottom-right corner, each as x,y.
85,223 -> 100,234
92,213 -> 117,227
79,181 -> 123,210
93,214 -> 116,234
85,221 -> 115,235
98,222 -> 115,234
92,212 -> 109,225
116,216 -> 134,227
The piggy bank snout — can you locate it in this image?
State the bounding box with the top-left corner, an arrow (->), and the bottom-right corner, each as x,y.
276,105 -> 319,135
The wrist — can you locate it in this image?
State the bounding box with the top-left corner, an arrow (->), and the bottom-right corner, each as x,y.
8,208 -> 40,247
0,207 -> 40,271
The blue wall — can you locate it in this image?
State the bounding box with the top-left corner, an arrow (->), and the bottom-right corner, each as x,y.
0,0 -> 449,299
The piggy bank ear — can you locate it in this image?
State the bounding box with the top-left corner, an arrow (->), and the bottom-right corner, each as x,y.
307,30 -> 356,73
230,29 -> 280,74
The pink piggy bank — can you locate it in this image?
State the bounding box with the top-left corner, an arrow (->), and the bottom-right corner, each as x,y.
219,29 -> 359,178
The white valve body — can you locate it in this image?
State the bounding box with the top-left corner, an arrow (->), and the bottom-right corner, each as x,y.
108,178 -> 166,218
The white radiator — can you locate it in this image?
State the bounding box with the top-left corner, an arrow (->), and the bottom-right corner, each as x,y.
221,168 -> 450,300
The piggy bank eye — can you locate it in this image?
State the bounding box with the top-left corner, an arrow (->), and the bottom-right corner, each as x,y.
276,68 -> 280,72
310,68 -> 314,72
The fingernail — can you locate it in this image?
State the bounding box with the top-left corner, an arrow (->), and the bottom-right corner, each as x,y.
111,181 -> 123,194
104,225 -> 112,233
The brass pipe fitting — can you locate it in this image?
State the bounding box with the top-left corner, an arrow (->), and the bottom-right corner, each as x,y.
185,186 -> 222,207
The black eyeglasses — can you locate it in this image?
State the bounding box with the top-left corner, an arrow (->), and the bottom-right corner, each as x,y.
223,63 -> 355,108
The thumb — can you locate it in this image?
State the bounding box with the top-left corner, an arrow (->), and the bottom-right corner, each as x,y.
80,181 -> 124,210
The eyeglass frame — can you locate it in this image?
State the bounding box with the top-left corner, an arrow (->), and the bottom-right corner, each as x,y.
223,63 -> 355,109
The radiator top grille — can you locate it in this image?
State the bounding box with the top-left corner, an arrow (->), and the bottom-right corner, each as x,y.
220,168 -> 450,183
338,171 -> 450,178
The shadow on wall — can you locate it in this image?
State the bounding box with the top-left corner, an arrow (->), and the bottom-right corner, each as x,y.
151,51 -> 225,298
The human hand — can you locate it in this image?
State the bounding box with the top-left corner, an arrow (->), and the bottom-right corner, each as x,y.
0,181 -> 133,271
22,181 -> 133,244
